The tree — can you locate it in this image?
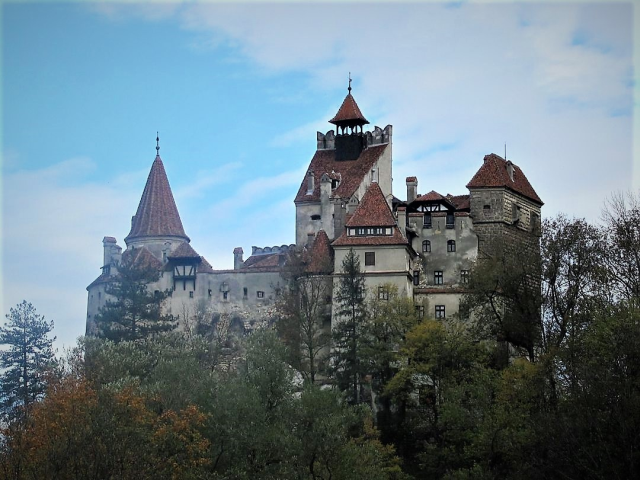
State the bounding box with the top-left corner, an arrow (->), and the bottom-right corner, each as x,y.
0,301 -> 55,420
332,248 -> 367,404
94,258 -> 176,342
276,249 -> 331,383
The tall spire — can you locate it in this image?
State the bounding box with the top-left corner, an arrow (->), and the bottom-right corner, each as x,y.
124,137 -> 190,245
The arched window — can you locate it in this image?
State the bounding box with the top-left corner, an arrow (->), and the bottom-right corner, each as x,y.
447,240 -> 456,252
422,240 -> 431,253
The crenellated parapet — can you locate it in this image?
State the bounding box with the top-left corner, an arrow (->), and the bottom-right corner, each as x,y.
251,244 -> 296,256
316,125 -> 392,151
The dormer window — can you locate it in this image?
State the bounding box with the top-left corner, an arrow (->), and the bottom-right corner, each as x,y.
351,227 -> 391,236
306,172 -> 314,194
332,179 -> 339,189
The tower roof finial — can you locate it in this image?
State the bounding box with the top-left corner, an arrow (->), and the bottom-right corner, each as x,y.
348,72 -> 352,94
156,132 -> 160,156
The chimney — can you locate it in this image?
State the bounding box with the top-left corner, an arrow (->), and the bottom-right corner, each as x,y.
506,161 -> 515,182
406,177 -> 418,203
233,247 -> 244,270
102,236 -> 117,267
397,207 -> 407,239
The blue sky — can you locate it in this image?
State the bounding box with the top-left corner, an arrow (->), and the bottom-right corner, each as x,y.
1,1 -> 636,352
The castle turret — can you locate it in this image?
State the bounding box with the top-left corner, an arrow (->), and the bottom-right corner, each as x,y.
329,77 -> 369,161
124,135 -> 190,259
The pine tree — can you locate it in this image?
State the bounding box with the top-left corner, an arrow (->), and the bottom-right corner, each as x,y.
95,259 -> 176,342
332,248 -> 367,404
0,301 -> 56,420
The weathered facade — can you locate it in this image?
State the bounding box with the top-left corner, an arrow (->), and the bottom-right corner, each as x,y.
86,86 -> 542,336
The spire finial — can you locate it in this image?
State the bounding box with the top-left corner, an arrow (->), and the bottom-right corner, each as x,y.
156,132 -> 160,156
348,72 -> 352,94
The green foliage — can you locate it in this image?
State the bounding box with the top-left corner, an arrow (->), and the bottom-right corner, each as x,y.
0,301 -> 56,420
94,259 -> 176,342
332,248 -> 367,404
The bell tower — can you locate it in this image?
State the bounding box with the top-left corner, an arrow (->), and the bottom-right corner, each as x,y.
329,74 -> 370,161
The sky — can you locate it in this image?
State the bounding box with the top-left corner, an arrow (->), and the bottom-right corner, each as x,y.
1,0 -> 637,353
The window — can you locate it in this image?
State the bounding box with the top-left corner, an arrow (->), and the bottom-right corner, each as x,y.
355,227 -> 386,236
365,252 -> 375,266
447,240 -> 456,252
331,179 -> 339,189
307,172 -> 314,194
434,271 -> 443,285
378,286 -> 389,300
257,291 -> 264,298
243,287 -> 248,297
413,270 -> 420,286
422,240 -> 431,253
189,291 -> 194,298
423,213 -> 432,228
415,305 -> 425,319
461,270 -> 470,284
208,289 -> 212,297
531,213 -> 541,235
223,291 -> 228,300
311,214 -> 321,221
435,305 -> 446,319
446,212 -> 455,229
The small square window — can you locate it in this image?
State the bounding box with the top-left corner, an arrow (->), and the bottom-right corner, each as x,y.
447,240 -> 456,252
365,252 -> 375,266
434,271 -> 444,285
422,240 -> 431,253
461,270 -> 470,284
435,305 -> 445,319
189,291 -> 194,298
257,291 -> 264,298
378,286 -> 389,300
415,305 -> 425,319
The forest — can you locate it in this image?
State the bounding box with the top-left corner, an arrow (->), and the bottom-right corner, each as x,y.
1,193 -> 640,479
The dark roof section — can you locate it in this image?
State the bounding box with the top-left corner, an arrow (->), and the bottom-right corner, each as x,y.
294,144 -> 388,203
448,194 -> 471,210
198,257 -> 214,273
242,253 -> 282,269
306,230 -> 334,274
466,153 -> 543,205
329,93 -> 369,126
345,183 -> 396,227
121,246 -> 164,270
168,242 -> 201,260
125,155 -> 190,243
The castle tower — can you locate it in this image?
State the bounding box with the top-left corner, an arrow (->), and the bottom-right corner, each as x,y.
294,79 -> 393,246
124,136 -> 190,260
466,153 -> 543,255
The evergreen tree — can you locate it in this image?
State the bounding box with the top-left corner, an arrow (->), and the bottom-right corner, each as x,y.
95,259 -> 176,342
0,301 -> 55,420
332,248 -> 367,404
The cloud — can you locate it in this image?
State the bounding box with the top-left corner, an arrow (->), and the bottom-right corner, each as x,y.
2,157 -> 142,351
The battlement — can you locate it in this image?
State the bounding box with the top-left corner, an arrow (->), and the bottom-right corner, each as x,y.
251,244 -> 296,256
317,125 -> 392,151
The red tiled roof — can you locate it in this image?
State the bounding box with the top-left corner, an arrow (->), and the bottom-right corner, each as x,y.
306,230 -> 334,274
332,227 -> 408,247
415,190 -> 447,202
294,144 -> 388,203
125,155 -> 190,243
198,257 -> 214,273
345,183 -> 395,227
466,154 -> 543,205
121,246 -> 164,270
168,242 -> 200,259
329,93 -> 369,126
242,253 -> 281,269
448,194 -> 470,210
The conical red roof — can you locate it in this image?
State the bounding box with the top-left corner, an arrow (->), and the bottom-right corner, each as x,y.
329,93 -> 369,126
125,155 -> 190,243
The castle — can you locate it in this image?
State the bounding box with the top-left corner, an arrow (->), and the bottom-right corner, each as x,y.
86,84 -> 543,336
